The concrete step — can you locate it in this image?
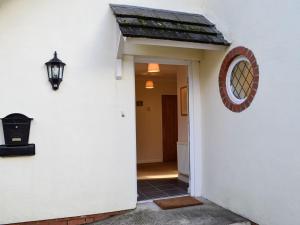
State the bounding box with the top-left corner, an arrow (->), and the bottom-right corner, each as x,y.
229,222 -> 251,225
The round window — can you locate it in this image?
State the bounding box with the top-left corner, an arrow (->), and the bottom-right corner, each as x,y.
219,47 -> 259,112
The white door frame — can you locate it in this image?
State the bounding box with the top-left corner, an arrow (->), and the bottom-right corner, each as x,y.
134,56 -> 203,197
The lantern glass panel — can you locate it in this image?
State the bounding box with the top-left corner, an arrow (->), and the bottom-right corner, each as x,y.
59,66 -> 64,79
51,65 -> 60,78
46,66 -> 51,79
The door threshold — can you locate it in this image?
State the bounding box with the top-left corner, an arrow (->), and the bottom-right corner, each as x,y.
137,194 -> 190,203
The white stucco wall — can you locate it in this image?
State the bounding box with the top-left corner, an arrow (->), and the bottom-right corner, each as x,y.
2,0 -> 299,224
199,1 -> 300,225
0,0 -> 204,224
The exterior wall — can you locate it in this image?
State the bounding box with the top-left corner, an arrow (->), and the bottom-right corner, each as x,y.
3,0 -> 299,225
199,1 -> 300,225
0,0 -> 204,224
136,77 -> 177,163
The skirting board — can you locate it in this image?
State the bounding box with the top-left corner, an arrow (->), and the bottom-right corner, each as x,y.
178,173 -> 189,183
137,159 -> 163,164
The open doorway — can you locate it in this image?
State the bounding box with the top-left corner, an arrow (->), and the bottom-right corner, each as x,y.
135,62 -> 190,201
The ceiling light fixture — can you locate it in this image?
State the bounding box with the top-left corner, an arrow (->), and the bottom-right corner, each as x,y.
145,80 -> 154,89
147,63 -> 160,73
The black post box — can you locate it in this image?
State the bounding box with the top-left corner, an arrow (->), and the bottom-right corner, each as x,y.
2,113 -> 33,146
0,113 -> 35,157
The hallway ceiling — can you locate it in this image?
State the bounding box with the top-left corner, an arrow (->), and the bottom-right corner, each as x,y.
135,63 -> 179,80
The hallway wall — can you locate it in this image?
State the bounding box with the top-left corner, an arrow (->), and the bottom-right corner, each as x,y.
177,66 -> 189,143
135,77 -> 177,163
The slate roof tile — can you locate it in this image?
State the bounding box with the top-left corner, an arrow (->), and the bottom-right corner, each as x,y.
116,17 -> 220,35
110,4 -> 230,46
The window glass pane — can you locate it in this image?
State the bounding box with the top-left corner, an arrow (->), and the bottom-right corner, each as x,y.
230,61 -> 254,100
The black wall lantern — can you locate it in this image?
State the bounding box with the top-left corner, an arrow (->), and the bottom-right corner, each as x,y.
45,51 -> 66,90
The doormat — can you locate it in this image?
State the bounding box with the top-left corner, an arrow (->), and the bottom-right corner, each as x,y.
154,196 -> 203,209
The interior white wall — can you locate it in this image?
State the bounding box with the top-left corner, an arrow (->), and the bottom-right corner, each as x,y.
135,77 -> 177,163
199,1 -> 300,225
177,66 -> 189,143
176,66 -> 189,182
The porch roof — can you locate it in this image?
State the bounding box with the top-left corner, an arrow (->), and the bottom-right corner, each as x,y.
110,4 -> 229,46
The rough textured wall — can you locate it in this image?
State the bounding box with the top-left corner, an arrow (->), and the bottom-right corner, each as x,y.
199,1 -> 300,225
0,0 -> 205,224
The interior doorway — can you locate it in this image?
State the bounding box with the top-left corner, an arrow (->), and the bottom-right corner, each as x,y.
162,95 -> 178,162
135,62 -> 190,201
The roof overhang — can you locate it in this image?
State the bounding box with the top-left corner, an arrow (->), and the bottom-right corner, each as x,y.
117,34 -> 228,59
111,4 -> 231,80
111,4 -> 230,59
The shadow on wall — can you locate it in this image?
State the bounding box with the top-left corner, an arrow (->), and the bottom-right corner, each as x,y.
0,0 -> 10,8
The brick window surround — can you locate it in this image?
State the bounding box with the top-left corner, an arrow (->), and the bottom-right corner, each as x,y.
219,46 -> 259,112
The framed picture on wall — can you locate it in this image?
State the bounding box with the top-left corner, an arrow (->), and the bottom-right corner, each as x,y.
180,86 -> 188,116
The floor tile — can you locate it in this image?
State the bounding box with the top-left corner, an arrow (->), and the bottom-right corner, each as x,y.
137,178 -> 188,201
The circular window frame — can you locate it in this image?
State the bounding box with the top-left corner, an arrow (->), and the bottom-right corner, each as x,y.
219,46 -> 259,112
